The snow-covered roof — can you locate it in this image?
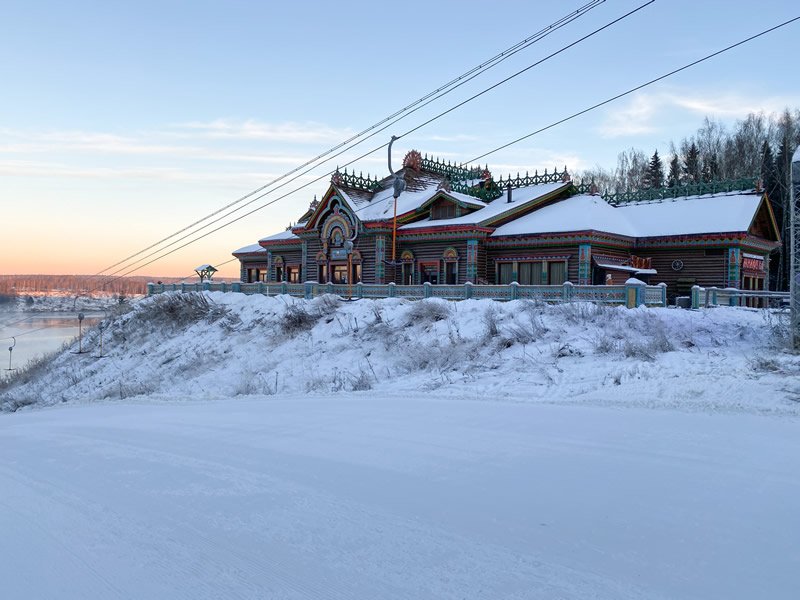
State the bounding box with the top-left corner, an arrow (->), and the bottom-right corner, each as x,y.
617,192 -> 763,237
491,191 -> 765,239
232,243 -> 267,255
258,229 -> 300,243
349,183 -> 440,222
403,182 -> 569,230
491,193 -> 636,237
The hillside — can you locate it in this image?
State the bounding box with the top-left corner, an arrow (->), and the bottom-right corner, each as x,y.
2,291 -> 796,414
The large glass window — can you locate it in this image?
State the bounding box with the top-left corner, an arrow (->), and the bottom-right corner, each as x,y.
318,264 -> 328,283
352,263 -> 362,284
275,266 -> 283,282
498,263 -> 514,284
548,261 -> 567,285
286,266 -> 300,283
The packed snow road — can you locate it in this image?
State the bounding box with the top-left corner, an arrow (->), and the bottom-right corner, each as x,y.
1,395 -> 797,599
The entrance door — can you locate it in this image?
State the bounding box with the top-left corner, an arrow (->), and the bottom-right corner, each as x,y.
420,263 -> 439,285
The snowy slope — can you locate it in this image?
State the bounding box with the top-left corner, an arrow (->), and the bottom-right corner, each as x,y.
1,292 -> 799,599
1,291 -> 796,414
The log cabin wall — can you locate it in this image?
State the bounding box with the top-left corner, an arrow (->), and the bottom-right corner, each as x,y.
633,247 -> 727,297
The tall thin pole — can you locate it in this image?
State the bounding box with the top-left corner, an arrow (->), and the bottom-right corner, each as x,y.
392,197 -> 398,262
786,146 -> 800,350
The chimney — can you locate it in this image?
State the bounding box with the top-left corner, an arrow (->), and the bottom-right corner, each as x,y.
506,183 -> 512,203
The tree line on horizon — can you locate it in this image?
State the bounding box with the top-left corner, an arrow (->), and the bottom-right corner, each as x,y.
0,275 -> 175,297
577,108 -> 800,291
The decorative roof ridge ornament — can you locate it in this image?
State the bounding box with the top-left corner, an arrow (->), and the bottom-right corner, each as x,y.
402,149 -> 422,172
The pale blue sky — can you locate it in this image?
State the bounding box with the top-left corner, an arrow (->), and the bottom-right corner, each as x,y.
2,0 -> 798,277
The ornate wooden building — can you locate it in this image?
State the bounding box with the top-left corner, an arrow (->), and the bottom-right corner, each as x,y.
233,151 -> 780,300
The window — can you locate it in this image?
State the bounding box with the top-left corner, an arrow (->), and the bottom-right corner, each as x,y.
518,262 -> 542,285
332,264 -> 348,284
351,263 -> 362,284
548,261 -> 566,285
498,263 -> 514,284
432,203 -> 456,220
401,263 -> 414,285
445,262 -> 457,284
246,268 -> 260,283
286,266 -> 300,283
318,264 -> 328,283
420,263 -> 439,284
275,266 -> 283,282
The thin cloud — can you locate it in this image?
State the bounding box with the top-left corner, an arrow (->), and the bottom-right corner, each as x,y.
597,89 -> 800,138
173,118 -> 354,144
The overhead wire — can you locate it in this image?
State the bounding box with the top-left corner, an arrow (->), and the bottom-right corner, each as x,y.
90,12 -> 799,289
92,1 -> 650,288
91,0 -> 607,280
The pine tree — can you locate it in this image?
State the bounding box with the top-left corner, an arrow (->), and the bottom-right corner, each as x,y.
645,150 -> 664,188
667,154 -> 680,188
701,152 -> 720,182
683,142 -> 700,183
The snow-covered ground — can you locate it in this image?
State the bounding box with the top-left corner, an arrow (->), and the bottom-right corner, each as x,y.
1,292 -> 798,598
2,394 -> 798,599
1,291 -> 796,413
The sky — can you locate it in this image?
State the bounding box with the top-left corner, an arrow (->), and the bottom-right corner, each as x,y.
2,0 -> 799,279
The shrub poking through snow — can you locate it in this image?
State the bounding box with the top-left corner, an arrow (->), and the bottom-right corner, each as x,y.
405,299 -> 451,324
138,292 -> 227,328
280,303 -> 318,335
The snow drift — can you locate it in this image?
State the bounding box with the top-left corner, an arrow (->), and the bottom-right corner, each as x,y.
1,292 -> 796,414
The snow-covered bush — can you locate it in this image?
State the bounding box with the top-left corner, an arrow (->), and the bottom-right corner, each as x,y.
280,303 -> 319,335
405,299 -> 451,324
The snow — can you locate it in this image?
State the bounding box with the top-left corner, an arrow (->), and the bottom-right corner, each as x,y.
492,192 -> 764,239
258,229 -> 300,243
232,242 -> 266,255
2,392 -> 799,599
617,192 -> 763,237
491,193 -> 636,237
348,183 -> 440,222
402,182 -> 570,229
1,293 -> 798,598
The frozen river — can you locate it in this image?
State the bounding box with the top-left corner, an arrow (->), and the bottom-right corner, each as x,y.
0,308 -> 104,371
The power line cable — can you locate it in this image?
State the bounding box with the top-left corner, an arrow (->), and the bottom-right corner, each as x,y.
91,0 -> 606,280
94,1 -> 649,287
97,6 -> 795,287
462,15 -> 800,165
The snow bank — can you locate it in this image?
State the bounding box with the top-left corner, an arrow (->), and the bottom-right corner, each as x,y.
1,292 -> 796,414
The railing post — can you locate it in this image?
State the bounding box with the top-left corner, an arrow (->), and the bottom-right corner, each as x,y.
464,281 -> 472,299
423,281 -> 432,298
232,282 -> 241,293
258,281 -> 264,295
658,282 -> 667,307
147,283 -> 154,296
202,281 -> 210,292
388,282 -> 396,298
220,282 -> 227,293
710,286 -> 718,306
356,282 -> 363,299
304,282 -> 313,300
691,285 -> 701,309
281,281 -> 288,295
725,287 -> 738,307
326,282 -> 334,295
626,278 -> 646,308
509,281 -> 519,300
562,281 -> 573,303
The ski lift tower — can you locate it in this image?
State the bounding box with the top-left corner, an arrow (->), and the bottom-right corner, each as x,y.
791,146 -> 800,350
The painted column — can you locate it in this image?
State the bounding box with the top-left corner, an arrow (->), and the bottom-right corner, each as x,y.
301,241 -> 308,282
727,247 -> 742,289
578,244 -> 592,286
267,251 -> 273,282
375,236 -> 386,283
466,239 -> 478,282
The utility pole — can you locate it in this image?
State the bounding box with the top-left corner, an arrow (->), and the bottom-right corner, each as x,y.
791,145 -> 800,350
387,136 -> 405,266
